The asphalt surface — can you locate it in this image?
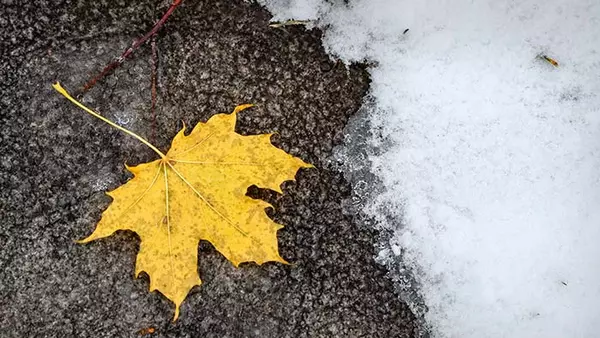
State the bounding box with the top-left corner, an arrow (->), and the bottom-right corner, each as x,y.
0,0 -> 419,337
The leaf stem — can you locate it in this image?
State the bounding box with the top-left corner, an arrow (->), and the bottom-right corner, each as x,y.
53,82 -> 167,159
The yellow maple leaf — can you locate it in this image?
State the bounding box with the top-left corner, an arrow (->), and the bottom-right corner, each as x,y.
53,82 -> 312,320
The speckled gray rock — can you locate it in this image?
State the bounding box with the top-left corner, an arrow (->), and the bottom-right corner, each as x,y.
0,0 -> 418,337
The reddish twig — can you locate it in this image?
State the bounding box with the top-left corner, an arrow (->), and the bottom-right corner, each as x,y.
150,36 -> 158,144
82,0 -> 182,92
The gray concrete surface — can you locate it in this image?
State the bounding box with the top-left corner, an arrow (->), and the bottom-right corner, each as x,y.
0,0 -> 419,337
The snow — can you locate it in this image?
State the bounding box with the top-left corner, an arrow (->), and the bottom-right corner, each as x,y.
257,0 -> 326,21
260,0 -> 600,337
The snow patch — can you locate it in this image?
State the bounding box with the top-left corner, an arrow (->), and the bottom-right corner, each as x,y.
262,0 -> 600,337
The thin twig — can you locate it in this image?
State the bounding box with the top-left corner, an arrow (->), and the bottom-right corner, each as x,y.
82,0 -> 182,92
268,19 -> 311,28
150,36 -> 158,144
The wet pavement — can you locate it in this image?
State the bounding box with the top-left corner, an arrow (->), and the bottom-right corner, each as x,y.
0,1 -> 418,337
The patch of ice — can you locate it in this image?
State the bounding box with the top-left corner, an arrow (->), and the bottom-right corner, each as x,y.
114,111 -> 132,127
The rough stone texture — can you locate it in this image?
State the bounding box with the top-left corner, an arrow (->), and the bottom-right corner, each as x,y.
0,0 -> 418,337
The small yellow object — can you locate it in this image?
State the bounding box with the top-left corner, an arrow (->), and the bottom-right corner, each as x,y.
137,327 -> 156,335
269,19 -> 311,28
540,54 -> 559,67
52,82 -> 312,321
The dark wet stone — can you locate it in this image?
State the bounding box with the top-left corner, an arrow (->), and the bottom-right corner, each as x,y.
0,0 -> 418,337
